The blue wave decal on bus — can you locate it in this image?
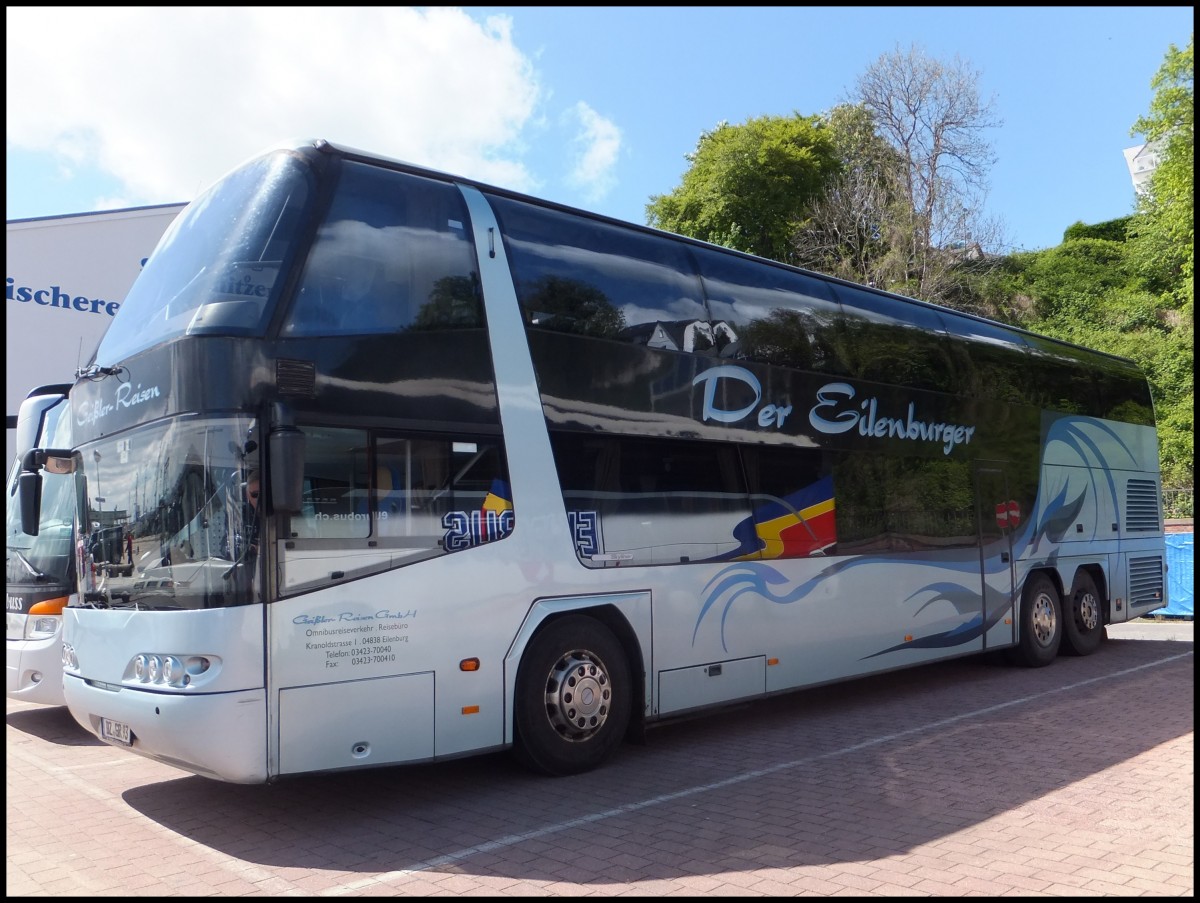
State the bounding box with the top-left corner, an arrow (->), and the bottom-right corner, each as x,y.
1021,415 -> 1138,556
695,561 -> 983,655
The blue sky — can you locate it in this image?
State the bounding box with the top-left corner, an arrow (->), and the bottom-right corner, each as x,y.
5,7 -> 1192,253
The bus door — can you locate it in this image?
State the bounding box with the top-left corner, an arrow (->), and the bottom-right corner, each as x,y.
975,466 -> 1016,649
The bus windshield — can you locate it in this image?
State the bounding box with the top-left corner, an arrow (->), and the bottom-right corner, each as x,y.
92,150 -> 315,368
74,415 -> 259,610
5,400 -> 74,586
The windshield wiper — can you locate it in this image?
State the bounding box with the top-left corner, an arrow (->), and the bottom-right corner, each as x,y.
10,549 -> 49,581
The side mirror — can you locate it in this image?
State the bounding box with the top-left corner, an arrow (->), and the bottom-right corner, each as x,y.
269,425 -> 305,514
19,471 -> 42,536
17,447 -> 75,536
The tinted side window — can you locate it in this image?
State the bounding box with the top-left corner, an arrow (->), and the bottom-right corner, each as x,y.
831,284 -> 958,393
289,427 -> 371,539
373,435 -> 512,552
550,432 -> 752,567
740,445 -> 838,558
280,427 -> 512,594
1021,334 -> 1116,418
939,311 -> 1030,404
1090,359 -> 1155,425
487,194 -> 708,348
691,246 -> 850,375
832,453 -> 976,553
282,163 -> 481,337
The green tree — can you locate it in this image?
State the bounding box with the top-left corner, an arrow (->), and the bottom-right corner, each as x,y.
645,114 -> 840,264
790,103 -> 908,286
1126,34 -> 1193,491
1128,35 -> 1194,317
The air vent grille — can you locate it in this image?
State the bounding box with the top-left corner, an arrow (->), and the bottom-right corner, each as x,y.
276,359 -> 316,397
1124,479 -> 1161,532
1128,556 -> 1164,608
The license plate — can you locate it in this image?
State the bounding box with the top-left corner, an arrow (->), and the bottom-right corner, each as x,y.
100,718 -> 132,746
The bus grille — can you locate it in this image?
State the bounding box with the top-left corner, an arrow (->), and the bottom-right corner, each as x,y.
1124,480 -> 1161,532
1128,556 -> 1164,607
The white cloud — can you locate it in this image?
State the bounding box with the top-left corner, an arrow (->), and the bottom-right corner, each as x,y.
5,7 -> 544,204
563,101 -> 622,203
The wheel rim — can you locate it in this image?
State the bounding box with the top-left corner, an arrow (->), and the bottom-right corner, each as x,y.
1075,588 -> 1100,632
543,650 -> 612,742
1030,590 -> 1058,648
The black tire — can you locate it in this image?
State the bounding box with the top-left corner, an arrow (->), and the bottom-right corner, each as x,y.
513,614 -> 631,776
1061,570 -> 1105,656
1008,572 -> 1062,668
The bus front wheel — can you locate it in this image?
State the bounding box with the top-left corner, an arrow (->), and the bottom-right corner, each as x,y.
1009,572 -> 1062,668
513,614 -> 631,776
1061,571 -> 1105,656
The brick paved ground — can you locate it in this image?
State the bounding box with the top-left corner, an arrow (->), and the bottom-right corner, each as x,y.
7,622 -> 1192,896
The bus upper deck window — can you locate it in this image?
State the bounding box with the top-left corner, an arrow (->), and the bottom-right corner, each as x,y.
282,163 -> 478,337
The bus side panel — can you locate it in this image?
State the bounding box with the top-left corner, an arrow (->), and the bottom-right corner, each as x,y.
1020,416 -> 1164,616
649,548 -> 988,705
277,672 -> 434,775
268,541 -> 558,773
1034,416 -> 1160,541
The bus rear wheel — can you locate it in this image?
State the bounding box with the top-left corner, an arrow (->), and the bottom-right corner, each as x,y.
1061,571 -> 1105,656
513,614 -> 631,776
1008,572 -> 1062,668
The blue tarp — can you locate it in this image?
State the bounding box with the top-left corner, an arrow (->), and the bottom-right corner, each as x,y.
1159,532 -> 1194,618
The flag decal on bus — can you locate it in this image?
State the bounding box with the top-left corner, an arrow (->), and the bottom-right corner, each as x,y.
721,475 -> 837,561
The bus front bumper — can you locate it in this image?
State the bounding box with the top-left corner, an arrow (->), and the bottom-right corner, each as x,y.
63,674 -> 269,783
7,636 -> 66,706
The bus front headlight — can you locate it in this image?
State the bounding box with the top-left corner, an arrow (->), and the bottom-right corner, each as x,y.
25,616 -> 61,640
129,652 -> 207,687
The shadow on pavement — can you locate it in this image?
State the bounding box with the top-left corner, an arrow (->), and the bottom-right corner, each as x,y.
119,637 -> 1193,884
6,704 -> 104,747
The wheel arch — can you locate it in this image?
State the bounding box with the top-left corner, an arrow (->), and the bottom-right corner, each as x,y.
1028,561 -> 1111,625
1071,563 -> 1110,625
503,592 -> 651,748
1022,565 -> 1065,603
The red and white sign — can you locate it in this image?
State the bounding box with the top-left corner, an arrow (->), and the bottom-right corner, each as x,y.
1007,500 -> 1021,527
995,500 -> 1021,530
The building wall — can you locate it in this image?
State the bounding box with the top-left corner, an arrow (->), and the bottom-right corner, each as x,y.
6,204 -> 185,466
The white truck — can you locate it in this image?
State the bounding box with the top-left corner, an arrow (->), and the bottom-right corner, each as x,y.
5,204 -> 186,467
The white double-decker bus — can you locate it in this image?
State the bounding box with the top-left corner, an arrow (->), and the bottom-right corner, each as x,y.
19,139 -> 1167,783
